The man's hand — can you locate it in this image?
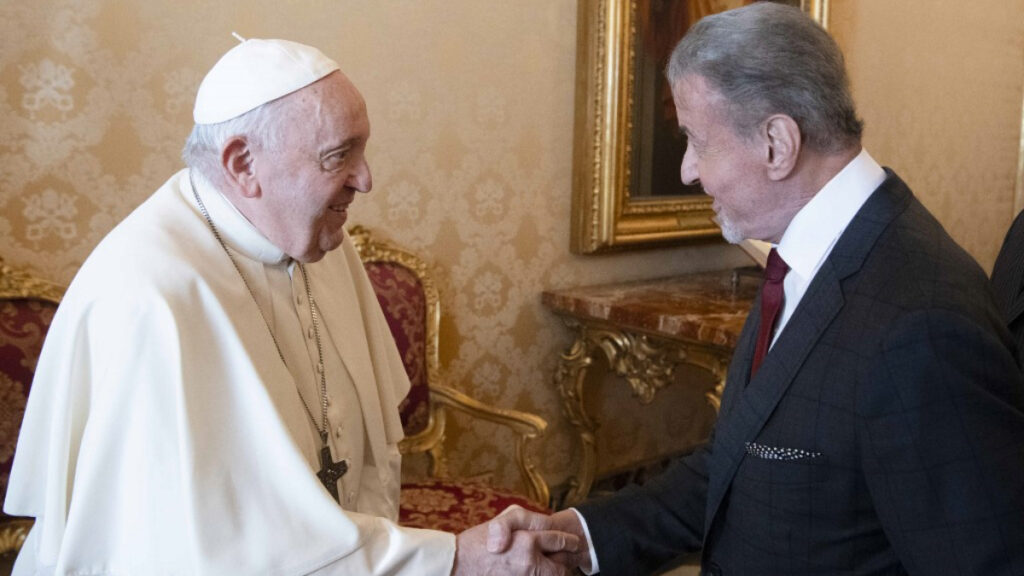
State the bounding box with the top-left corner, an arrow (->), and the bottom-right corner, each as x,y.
452,510 -> 580,576
485,507 -> 592,573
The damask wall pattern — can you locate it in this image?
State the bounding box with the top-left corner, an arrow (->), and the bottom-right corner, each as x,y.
0,0 -> 746,492
1,0 -> 1021,494
831,0 -> 1024,270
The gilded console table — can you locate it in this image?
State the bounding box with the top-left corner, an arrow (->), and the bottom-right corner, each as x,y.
543,270 -> 758,506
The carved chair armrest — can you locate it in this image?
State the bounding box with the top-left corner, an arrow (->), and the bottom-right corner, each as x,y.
429,383 -> 550,508
399,411 -> 447,456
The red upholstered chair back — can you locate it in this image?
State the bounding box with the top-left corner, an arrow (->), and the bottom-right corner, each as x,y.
348,226 -> 551,523
0,259 -> 63,555
362,257 -> 432,437
349,226 -> 448,470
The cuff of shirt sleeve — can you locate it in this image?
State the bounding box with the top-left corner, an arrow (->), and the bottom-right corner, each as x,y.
571,508 -> 600,575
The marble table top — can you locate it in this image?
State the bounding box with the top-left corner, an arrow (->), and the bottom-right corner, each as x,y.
542,269 -> 761,349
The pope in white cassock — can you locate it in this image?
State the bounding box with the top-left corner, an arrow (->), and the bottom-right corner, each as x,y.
4,37 -> 575,576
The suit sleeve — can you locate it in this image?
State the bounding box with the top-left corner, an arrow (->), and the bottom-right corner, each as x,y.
860,309 -> 1024,576
576,432 -> 711,576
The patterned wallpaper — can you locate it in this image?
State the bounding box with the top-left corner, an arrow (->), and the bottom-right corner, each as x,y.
0,0 -> 745,494
832,0 -> 1024,271
1,0 -> 1021,495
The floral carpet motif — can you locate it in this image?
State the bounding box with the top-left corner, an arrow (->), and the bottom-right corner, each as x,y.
400,478 -> 548,533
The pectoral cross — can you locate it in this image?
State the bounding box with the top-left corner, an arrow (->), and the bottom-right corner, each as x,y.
316,443 -> 349,503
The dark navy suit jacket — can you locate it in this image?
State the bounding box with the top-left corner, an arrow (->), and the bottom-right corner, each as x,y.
991,209 -> 1024,365
578,173 -> 1024,576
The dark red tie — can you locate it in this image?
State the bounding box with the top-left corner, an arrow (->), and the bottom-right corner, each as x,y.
751,248 -> 789,378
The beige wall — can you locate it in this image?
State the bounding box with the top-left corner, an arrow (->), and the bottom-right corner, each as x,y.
831,0 -> 1024,271
0,0 -> 744,492
1,0 -> 1021,492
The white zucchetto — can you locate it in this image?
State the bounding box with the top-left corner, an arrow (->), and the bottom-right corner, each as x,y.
193,36 -> 339,125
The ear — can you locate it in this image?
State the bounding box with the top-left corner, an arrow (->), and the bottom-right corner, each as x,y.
220,136 -> 261,198
762,114 -> 801,181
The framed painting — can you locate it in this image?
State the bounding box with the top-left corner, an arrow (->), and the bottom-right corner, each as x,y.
570,0 -> 830,254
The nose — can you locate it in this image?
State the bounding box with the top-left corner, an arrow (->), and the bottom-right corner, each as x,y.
348,156 -> 372,194
680,141 -> 699,187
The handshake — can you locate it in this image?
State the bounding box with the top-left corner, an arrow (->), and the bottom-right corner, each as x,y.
452,507 -> 593,576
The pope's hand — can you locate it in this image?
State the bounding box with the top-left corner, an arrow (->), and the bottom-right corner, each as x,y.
484,506 -> 592,573
452,508 -> 580,576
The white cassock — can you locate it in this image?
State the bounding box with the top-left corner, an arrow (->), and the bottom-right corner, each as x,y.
4,169 -> 456,575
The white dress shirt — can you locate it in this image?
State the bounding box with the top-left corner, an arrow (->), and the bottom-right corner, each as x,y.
575,148 -> 886,574
772,148 -> 886,345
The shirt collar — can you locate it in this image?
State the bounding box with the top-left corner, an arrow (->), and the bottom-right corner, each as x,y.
188,170 -> 290,265
775,148 -> 886,281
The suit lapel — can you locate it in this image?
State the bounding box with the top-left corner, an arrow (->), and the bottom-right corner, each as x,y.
718,300 -> 758,417
704,265 -> 844,533
703,171 -> 913,536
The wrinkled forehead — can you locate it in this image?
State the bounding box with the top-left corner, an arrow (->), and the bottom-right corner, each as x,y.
281,71 -> 370,144
672,74 -> 730,124
289,71 -> 364,112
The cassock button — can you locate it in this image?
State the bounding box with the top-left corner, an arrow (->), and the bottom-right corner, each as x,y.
335,425 -> 343,438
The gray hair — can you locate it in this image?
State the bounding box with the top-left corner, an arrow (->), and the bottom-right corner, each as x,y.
666,2 -> 862,153
181,96 -> 290,186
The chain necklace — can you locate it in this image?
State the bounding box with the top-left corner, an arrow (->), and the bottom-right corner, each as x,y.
189,172 -> 348,501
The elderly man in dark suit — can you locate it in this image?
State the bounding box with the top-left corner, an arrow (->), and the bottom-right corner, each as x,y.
991,210 -> 1024,365
489,3 -> 1024,575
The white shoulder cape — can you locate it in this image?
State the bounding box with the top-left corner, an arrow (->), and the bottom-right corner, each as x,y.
5,170 -> 455,575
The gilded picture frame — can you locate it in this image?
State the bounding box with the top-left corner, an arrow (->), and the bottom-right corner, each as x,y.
570,0 -> 831,254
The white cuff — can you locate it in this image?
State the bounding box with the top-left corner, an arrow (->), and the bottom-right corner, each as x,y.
571,508 -> 600,575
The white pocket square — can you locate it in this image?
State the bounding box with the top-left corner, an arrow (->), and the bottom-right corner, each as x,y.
745,442 -> 821,461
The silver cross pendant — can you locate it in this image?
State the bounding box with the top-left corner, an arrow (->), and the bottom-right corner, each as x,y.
316,444 -> 349,503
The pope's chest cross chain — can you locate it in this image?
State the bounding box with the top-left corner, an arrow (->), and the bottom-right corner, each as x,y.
191,173 -> 349,503
297,262 -> 349,502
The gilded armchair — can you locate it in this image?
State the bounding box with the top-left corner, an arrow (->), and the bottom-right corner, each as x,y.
349,226 -> 551,532
0,259 -> 63,559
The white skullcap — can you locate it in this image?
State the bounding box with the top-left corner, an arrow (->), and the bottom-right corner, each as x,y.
193,35 -> 339,125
